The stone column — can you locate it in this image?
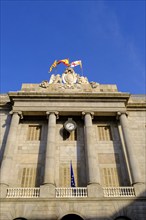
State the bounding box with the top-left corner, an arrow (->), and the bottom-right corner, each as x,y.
40,111 -> 58,197
82,112 -> 103,197
0,111 -> 22,197
117,112 -> 142,185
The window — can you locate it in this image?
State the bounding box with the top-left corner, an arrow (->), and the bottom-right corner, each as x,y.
27,125 -> 41,141
98,125 -> 112,141
99,153 -> 125,187
63,129 -> 77,141
21,168 -> 37,187
59,163 -> 78,187
100,167 -> 122,186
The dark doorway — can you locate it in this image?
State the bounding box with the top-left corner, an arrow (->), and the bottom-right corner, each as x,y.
115,217 -> 131,220
13,218 -> 27,220
61,214 -> 84,220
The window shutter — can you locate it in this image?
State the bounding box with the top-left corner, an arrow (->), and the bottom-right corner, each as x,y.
59,163 -> 78,187
21,168 -> 37,187
98,125 -> 112,141
63,130 -> 77,141
101,167 -> 122,186
27,125 -> 41,141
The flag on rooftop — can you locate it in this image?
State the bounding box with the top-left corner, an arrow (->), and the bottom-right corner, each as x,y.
70,60 -> 82,68
49,60 -> 58,73
57,59 -> 70,66
70,161 -> 76,187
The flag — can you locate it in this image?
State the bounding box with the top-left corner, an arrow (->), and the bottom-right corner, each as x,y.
57,59 -> 70,66
49,60 -> 58,73
70,161 -> 76,187
70,60 -> 82,68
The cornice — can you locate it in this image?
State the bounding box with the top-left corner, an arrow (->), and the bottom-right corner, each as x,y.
8,91 -> 130,102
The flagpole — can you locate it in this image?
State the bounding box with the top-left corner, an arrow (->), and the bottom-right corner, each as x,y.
81,66 -> 84,76
80,62 -> 84,76
55,64 -> 58,75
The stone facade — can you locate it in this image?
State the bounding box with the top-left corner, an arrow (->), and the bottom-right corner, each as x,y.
0,69 -> 146,220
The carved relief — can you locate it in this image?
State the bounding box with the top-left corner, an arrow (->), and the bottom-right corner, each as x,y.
90,81 -> 99,88
77,75 -> 89,84
49,74 -> 62,84
62,68 -> 77,85
39,80 -> 49,88
39,67 -> 99,90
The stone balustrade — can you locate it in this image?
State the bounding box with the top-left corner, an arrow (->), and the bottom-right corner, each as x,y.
103,187 -> 135,197
55,187 -> 88,198
5,187 -> 136,198
6,187 -> 40,198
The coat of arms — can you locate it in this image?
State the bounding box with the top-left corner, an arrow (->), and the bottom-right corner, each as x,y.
39,67 -> 99,90
62,67 -> 77,85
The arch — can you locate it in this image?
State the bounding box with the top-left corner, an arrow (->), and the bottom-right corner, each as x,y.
114,216 -> 132,220
13,218 -> 27,220
60,213 -> 84,220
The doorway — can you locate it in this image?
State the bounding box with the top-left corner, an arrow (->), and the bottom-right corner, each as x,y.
61,214 -> 84,220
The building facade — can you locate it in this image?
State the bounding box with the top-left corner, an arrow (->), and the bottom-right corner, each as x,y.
0,68 -> 146,220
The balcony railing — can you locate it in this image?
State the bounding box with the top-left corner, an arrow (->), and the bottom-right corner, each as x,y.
103,187 -> 135,197
6,187 -> 40,198
6,186 -> 136,198
55,187 -> 88,198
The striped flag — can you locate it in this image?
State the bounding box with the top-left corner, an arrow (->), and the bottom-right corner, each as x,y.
57,59 -> 70,66
49,60 -> 58,73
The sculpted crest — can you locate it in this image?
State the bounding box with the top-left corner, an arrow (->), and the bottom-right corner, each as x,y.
39,67 -> 99,90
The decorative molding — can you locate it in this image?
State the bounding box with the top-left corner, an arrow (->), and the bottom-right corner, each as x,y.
82,111 -> 94,119
116,111 -> 128,120
9,110 -> 23,119
46,111 -> 59,119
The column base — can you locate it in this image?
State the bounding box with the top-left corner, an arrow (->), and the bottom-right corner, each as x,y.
133,183 -> 146,197
40,184 -> 55,198
0,183 -> 9,198
87,183 -> 103,197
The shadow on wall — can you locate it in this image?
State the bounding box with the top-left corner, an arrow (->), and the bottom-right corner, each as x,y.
0,113 -> 11,167
60,215 -> 132,220
12,189 -> 146,220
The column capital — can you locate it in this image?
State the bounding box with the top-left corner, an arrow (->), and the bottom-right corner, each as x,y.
46,111 -> 59,119
82,111 -> 94,119
116,111 -> 128,120
9,110 -> 23,119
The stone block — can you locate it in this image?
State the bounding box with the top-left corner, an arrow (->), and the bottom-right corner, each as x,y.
0,183 -> 8,198
87,184 -> 104,197
40,184 -> 55,198
133,183 -> 146,197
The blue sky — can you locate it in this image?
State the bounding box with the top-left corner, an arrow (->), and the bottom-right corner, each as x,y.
1,0 -> 145,94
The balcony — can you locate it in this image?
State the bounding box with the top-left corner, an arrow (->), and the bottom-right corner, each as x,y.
55,187 -> 88,198
103,187 -> 136,197
6,187 -> 40,198
6,186 -> 136,198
